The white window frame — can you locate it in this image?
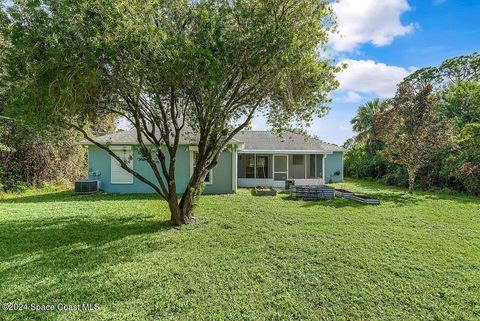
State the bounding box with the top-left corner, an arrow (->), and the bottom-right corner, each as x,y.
190,150 -> 213,185
110,146 -> 134,184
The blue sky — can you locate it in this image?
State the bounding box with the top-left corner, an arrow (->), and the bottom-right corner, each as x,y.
251,0 -> 480,145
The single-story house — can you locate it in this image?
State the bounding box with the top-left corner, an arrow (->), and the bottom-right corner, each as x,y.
81,129 -> 345,194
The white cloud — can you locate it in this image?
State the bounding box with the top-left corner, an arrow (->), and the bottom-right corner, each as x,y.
330,0 -> 417,52
343,91 -> 362,102
337,59 -> 415,98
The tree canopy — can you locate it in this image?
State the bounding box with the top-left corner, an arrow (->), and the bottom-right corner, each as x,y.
401,52 -> 480,91
1,0 -> 339,225
377,84 -> 453,193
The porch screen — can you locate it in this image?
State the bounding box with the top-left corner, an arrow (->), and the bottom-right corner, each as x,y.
308,155 -> 323,178
256,156 -> 269,178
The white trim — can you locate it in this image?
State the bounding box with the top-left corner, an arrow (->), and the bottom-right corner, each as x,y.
110,149 -> 134,184
231,146 -> 237,192
254,154 -> 257,179
87,146 -> 90,178
80,141 -> 246,146
188,145 -> 199,151
272,155 -> 275,179
287,155 -> 289,180
190,150 -> 213,185
322,154 -> 326,183
304,154 -> 307,178
341,152 -> 344,181
109,145 -> 132,151
239,150 -> 334,154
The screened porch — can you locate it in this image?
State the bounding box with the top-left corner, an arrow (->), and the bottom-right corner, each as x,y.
237,153 -> 325,188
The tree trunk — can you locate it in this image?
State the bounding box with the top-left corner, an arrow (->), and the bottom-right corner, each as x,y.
166,188 -> 196,226
407,167 -> 416,194
167,196 -> 185,226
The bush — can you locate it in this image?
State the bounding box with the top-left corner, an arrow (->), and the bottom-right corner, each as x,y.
344,145 -> 389,180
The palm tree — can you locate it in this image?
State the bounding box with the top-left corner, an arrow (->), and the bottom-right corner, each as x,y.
351,98 -> 387,154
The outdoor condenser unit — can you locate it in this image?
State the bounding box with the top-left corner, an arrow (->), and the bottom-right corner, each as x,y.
74,179 -> 101,194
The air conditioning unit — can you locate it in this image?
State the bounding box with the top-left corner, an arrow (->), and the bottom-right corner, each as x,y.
74,179 -> 101,194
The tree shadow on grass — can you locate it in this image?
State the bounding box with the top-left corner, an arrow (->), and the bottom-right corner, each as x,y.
279,195 -> 364,209
0,214 -> 172,263
249,189 -> 278,197
0,214 -> 179,319
337,178 -> 480,206
1,191 -> 163,204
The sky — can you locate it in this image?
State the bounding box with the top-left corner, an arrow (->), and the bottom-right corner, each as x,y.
250,0 -> 480,145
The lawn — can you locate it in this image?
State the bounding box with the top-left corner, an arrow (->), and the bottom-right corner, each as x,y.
1,179 -> 479,320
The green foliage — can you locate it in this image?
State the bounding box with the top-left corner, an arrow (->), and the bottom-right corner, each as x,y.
1,181 -> 480,320
401,52 -> 480,91
0,123 -> 87,191
1,0 -> 339,223
378,84 -> 454,192
350,98 -> 388,154
439,80 -> 480,130
1,0 -> 338,131
346,53 -> 480,195
444,123 -> 480,194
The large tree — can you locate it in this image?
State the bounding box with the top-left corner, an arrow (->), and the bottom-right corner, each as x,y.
439,80 -> 480,130
401,52 -> 480,92
377,84 -> 453,193
1,0 -> 339,225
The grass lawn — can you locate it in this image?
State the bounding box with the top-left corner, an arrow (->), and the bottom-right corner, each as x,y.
1,179 -> 479,320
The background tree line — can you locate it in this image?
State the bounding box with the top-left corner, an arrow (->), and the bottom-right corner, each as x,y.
0,31 -> 116,192
344,52 -> 480,195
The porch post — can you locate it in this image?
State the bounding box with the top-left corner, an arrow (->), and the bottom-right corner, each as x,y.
322,154 -> 326,184
304,154 -> 307,178
254,153 -> 257,179
231,146 -> 237,192
272,154 -> 275,181
286,155 -> 289,180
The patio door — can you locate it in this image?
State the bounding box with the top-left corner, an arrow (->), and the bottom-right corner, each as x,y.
273,155 -> 288,181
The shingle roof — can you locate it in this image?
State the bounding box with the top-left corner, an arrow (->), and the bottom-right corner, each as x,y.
80,128 -> 344,152
79,127 -> 241,145
234,131 -> 345,152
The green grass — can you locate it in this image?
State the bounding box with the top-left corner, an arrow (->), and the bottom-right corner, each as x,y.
1,179 -> 479,320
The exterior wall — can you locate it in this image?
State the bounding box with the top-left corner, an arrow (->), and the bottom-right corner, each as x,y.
238,178 -> 274,188
324,152 -> 344,183
88,145 -> 234,194
204,148 -> 234,194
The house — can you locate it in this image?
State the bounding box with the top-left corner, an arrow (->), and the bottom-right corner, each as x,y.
81,129 -> 344,194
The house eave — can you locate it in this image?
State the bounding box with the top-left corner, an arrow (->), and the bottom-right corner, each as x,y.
237,149 -> 335,154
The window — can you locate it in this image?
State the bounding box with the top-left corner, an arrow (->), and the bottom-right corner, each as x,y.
256,156 -> 269,178
191,151 -> 212,184
292,154 -> 304,165
111,148 -> 133,184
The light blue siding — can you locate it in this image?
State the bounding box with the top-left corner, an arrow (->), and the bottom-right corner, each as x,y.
324,152 -> 344,183
88,145 -> 234,194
